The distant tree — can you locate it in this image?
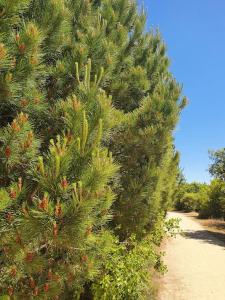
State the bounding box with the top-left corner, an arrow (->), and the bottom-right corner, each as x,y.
209,149 -> 225,181
198,179 -> 225,219
174,181 -> 209,212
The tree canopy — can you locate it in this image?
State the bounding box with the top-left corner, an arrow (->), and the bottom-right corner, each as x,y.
0,0 -> 184,298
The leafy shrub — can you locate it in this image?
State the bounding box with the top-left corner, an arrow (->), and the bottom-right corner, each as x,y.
198,199 -> 212,219
179,192 -> 198,212
199,179 -> 225,219
176,180 -> 225,219
175,182 -> 209,213
92,217 -> 180,300
92,236 -> 158,300
194,189 -> 210,212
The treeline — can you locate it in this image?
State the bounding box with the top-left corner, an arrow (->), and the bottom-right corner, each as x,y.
0,0 -> 184,299
175,149 -> 225,219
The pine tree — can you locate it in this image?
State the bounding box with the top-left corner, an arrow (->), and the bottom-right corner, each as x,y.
110,82 -> 185,239
0,62 -> 118,298
0,0 -> 185,298
0,1 -> 44,126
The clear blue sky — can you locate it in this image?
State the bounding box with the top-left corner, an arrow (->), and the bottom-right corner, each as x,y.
141,0 -> 225,183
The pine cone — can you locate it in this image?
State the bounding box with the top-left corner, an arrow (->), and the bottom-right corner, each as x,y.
10,189 -> 17,199
5,146 -> 11,158
19,43 -> 26,54
43,283 -> 49,292
8,287 -> 13,296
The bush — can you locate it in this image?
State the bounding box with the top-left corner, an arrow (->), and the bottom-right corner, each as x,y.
92,217 -> 180,300
176,180 -> 225,220
92,236 -> 158,300
175,182 -> 209,213
198,200 -> 212,219
195,190 -> 209,212
199,179 -> 225,219
179,192 -> 198,212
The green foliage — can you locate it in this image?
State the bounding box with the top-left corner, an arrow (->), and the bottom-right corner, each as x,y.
0,189 -> 10,211
209,148 -> 225,181
111,96 -> 182,239
0,113 -> 40,186
175,179 -> 225,219
179,192 -> 198,212
175,148 -> 225,219
203,148 -> 225,219
0,296 -> 10,300
174,182 -> 209,212
0,64 -> 119,298
0,0 -> 184,298
92,236 -> 157,300
199,179 -> 225,219
150,215 -> 181,246
92,216 -> 180,300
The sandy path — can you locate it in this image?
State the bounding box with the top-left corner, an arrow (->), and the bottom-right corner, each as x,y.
158,211 -> 225,300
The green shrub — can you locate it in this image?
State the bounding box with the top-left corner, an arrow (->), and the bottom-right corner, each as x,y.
198,200 -> 212,219
92,236 -> 158,300
179,192 -> 198,212
194,190 -> 209,212
175,182 -> 209,213
92,217 -> 180,300
199,179 -> 225,219
177,180 -> 225,220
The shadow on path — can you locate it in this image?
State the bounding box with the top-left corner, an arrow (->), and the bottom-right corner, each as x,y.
183,230 -> 225,248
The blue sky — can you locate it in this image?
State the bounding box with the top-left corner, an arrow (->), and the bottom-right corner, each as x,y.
141,0 -> 225,183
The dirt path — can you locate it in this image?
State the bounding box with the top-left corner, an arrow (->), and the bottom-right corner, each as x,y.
158,211 -> 225,300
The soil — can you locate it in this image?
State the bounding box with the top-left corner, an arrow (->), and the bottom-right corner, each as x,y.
188,212 -> 225,242
158,211 -> 225,300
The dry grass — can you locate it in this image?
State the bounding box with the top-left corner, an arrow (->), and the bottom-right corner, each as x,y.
184,211 -> 225,242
